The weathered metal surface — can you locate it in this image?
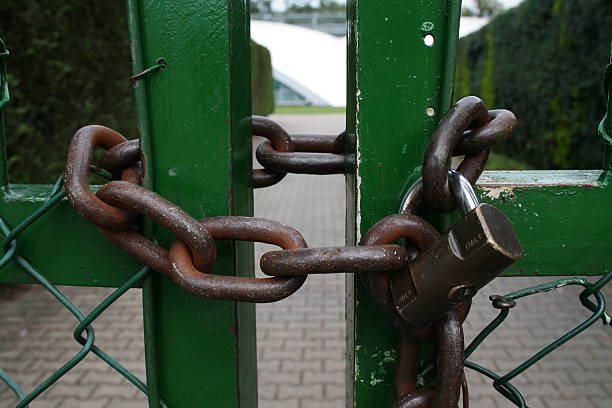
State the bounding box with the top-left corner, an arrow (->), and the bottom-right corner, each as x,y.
99,139 -> 140,179
256,140 -> 346,174
393,331 -> 420,401
168,216 -> 307,302
252,115 -> 293,188
360,214 -> 439,334
95,181 -> 217,274
391,172 -> 523,328
422,96 -> 516,213
261,245 -> 408,276
476,170 -> 612,276
430,312 -> 464,408
64,126 -> 138,230
255,132 -> 346,175
393,312 -> 464,408
129,0 -> 256,406
346,1 -> 464,405
290,132 -> 345,153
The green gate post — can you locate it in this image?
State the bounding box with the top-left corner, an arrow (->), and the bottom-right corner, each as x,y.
346,3 -> 612,407
346,1 -> 463,405
127,1 -> 256,407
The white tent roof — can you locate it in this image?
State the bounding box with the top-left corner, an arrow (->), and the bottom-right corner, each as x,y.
251,17 -> 490,108
251,20 -> 346,107
459,17 -> 489,38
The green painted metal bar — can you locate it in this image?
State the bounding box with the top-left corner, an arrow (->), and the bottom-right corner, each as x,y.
346,1 -> 463,406
477,170 -> 612,276
129,1 -> 256,407
605,48 -> 612,170
124,0 -> 161,405
346,6 -> 612,407
0,38 -> 9,187
0,186 -> 142,286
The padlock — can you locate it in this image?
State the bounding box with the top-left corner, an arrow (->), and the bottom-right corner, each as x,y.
389,170 -> 524,328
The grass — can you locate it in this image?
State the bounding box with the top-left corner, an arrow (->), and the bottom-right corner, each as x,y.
272,105 -> 346,114
485,152 -> 533,170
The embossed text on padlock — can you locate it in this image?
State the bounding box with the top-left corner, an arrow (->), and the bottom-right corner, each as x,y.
390,170 -> 524,328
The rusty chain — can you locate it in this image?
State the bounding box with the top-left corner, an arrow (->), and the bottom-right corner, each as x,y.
422,96 -> 516,213
101,115 -> 347,189
64,96 -> 515,407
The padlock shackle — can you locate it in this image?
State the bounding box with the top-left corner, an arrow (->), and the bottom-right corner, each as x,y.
399,170 -> 479,216
450,169 -> 479,214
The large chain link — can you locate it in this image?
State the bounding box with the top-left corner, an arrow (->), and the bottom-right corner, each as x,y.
63,95 -> 516,407
422,96 -> 516,213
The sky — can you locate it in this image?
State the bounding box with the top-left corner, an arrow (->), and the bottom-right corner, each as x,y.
269,0 -> 526,12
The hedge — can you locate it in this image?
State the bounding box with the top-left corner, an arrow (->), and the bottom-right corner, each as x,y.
455,0 -> 612,169
252,40 -> 275,116
0,1 -> 273,183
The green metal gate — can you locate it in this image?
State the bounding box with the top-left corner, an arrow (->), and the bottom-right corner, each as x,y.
0,1 -> 610,407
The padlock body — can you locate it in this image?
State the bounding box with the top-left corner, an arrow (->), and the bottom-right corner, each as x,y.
390,203 -> 523,328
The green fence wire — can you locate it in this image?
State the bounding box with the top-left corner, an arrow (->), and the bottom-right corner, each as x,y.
0,173 -> 166,408
464,274 -> 611,408
418,59 -> 612,408
1,178 -> 610,408
1,38 -> 9,187
0,37 -> 611,408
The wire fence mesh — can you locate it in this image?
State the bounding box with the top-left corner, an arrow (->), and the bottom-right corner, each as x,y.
0,174 -> 164,408
0,37 -> 610,408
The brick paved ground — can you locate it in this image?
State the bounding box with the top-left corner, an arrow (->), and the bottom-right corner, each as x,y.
0,113 -> 611,407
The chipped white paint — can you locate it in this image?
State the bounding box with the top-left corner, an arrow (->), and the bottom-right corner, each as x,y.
355,38 -> 362,243
481,185 -> 514,200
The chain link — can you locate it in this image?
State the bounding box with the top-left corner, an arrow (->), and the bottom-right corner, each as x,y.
97,116 -> 347,190
422,96 -> 517,213
256,130 -> 346,175
58,94 -> 612,407
62,97 -> 512,408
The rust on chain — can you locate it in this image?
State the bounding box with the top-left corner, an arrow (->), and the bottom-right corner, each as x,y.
394,389 -> 434,408
99,139 -> 140,179
431,311 -> 465,408
398,180 -> 472,339
423,96 -> 517,213
64,125 -> 139,230
394,312 -> 465,408
461,371 -> 469,408
290,133 -> 345,153
394,330 -> 420,400
360,213 -> 471,340
100,228 -> 172,275
96,181 -> 217,274
255,132 -> 346,175
260,245 -> 407,276
252,115 -> 294,188
423,96 -> 489,213
453,109 -> 517,155
360,214 -> 439,332
169,216 -> 308,302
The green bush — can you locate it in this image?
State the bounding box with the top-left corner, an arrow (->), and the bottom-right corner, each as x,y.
251,40 -> 274,116
455,0 -> 612,169
0,1 -> 274,183
0,1 -> 136,184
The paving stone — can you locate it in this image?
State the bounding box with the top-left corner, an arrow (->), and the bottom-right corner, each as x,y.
278,384 -> 323,399
260,398 -> 299,408
1,114 -> 612,407
300,398 -> 343,408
